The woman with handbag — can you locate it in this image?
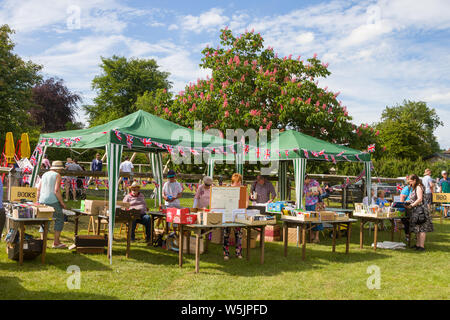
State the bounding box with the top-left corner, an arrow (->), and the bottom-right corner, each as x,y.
405,174 -> 434,251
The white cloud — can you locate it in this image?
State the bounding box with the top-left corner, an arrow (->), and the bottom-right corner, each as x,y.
180,8 -> 229,33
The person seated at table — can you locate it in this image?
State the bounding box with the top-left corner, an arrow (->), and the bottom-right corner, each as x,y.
193,176 -> 213,209
376,190 -> 389,207
363,190 -> 376,206
162,170 -> 184,208
223,173 -> 245,261
304,174 -> 323,243
250,175 -> 277,203
123,182 -> 151,242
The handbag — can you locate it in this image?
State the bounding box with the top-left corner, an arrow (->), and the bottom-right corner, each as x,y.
412,204 -> 427,225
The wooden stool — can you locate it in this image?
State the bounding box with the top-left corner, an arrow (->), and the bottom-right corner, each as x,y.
118,223 -> 146,239
94,218 -> 108,235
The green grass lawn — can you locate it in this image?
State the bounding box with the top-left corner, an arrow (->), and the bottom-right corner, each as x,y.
1,190 -> 449,300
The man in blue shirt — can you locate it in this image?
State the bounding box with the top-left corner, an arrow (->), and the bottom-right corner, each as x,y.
91,153 -> 103,190
0,177 -> 5,241
438,170 -> 449,217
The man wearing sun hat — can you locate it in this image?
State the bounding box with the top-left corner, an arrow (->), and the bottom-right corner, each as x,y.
162,170 -> 184,208
123,181 -> 151,242
36,160 -> 67,249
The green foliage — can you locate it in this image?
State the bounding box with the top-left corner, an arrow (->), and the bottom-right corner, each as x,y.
84,55 -> 171,126
376,100 -> 443,159
138,28 -> 376,149
0,24 -> 42,144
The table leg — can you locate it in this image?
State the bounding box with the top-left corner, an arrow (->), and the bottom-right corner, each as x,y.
301,224 -> 306,261
332,224 -> 337,253
346,223 -> 351,254
283,222 -> 288,257
126,220 -> 132,258
187,231 -> 191,255
42,221 -> 48,264
360,220 -> 364,249
179,224 -> 184,267
195,230 -> 200,273
390,219 -> 394,242
97,216 -> 101,235
246,227 -> 251,261
150,215 -> 154,243
19,222 -> 25,266
260,226 -> 265,265
74,213 -> 79,236
374,222 -> 378,251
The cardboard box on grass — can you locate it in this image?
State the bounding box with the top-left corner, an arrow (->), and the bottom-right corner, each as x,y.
183,235 -> 204,254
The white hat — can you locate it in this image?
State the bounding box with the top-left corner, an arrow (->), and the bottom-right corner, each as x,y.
442,170 -> 447,175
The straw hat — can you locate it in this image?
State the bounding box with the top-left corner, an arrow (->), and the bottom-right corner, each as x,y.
130,181 -> 141,189
50,160 -> 64,170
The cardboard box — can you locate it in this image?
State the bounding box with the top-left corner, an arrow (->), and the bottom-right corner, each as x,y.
203,211 -> 223,225
32,205 -> 54,219
183,235 -> 204,254
287,227 -> 301,243
84,200 -> 107,215
265,225 -> 281,237
173,213 -> 197,225
319,211 -> 336,221
210,228 -> 223,244
241,239 -> 257,249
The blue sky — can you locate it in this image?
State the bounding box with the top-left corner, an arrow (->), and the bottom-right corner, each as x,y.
2,0 -> 449,149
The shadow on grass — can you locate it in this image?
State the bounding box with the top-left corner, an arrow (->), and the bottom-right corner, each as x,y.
0,276 -> 117,300
174,240 -> 391,277
0,250 -> 112,272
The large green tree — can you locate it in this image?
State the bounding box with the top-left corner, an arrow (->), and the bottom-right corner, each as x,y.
136,28 -> 376,150
84,55 -> 171,126
376,100 -> 442,159
0,25 -> 42,139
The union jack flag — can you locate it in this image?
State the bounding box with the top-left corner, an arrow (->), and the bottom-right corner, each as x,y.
22,175 -> 30,184
318,149 -> 325,156
178,146 -> 185,156
60,179 -> 65,188
23,166 -> 32,174
73,137 -> 81,143
36,146 -> 43,154
83,178 -> 89,189
311,151 -> 319,157
244,145 -> 249,154
331,155 -> 336,164
190,148 -> 200,155
166,145 -> 174,153
336,151 -> 345,157
140,138 -> 152,147
284,150 -> 289,157
367,144 -> 375,153
264,149 -> 270,160
48,139 -> 54,146
324,154 -> 329,161
126,134 -> 134,149
142,180 -> 148,186
396,184 -> 403,192
70,179 -> 77,190
64,140 -> 73,147
95,179 -> 102,186
30,155 -> 37,166
302,149 -> 309,158
256,148 -> 261,158
113,129 -> 122,141
55,139 -> 61,146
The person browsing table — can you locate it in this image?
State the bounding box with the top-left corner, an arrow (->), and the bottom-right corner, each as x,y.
162,170 -> 184,208
36,161 -> 67,249
250,175 -> 276,203
193,176 -> 213,209
304,174 -> 323,243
